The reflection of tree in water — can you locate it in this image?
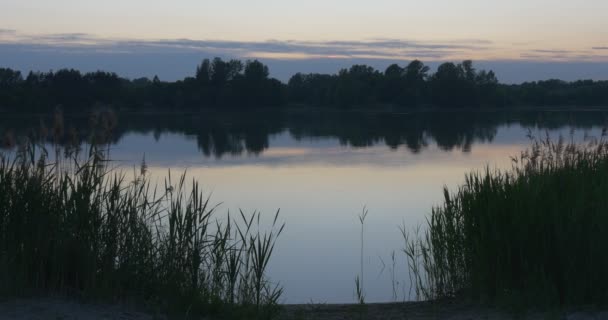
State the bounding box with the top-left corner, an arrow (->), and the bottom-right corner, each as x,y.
118,112 -> 285,158
423,113 -> 498,152
287,111 -> 500,152
0,111 -> 285,158
198,113 -> 285,157
1,110 -> 607,157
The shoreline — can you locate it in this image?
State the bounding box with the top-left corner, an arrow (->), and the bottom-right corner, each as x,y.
3,104 -> 608,117
2,297 -> 607,319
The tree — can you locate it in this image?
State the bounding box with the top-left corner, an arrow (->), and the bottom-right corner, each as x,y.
244,60 -> 269,81
381,64 -> 405,104
461,60 -> 476,82
404,60 -> 429,83
0,68 -> 24,108
196,59 -> 212,83
403,60 -> 430,106
0,68 -> 23,87
431,62 -> 467,107
210,58 -> 243,86
334,65 -> 381,107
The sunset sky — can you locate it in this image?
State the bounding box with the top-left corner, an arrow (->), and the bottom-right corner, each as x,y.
2,0 -> 607,82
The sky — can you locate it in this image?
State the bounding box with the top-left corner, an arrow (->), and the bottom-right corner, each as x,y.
1,0 -> 608,83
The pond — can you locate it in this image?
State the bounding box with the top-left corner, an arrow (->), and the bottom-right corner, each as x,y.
1,108 -> 607,304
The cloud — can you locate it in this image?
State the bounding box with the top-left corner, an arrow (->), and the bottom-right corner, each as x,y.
114,38 -> 488,60
0,29 -> 18,41
520,48 -> 608,62
531,49 -> 575,54
1,29 -> 607,65
0,30 -> 491,61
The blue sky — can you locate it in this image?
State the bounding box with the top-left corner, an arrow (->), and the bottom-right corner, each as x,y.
1,0 -> 607,82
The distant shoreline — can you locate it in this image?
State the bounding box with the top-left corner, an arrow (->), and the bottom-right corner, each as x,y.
3,104 -> 608,117
2,59 -> 607,111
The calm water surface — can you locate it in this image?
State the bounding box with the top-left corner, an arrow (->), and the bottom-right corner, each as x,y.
1,109 -> 607,303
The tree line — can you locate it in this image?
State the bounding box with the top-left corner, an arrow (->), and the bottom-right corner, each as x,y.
1,58 -> 607,111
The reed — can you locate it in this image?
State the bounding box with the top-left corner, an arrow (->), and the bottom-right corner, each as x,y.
355,206 -> 368,305
404,136 -> 608,306
0,140 -> 284,319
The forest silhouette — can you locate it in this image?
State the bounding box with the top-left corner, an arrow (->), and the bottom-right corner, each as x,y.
1,58 -> 608,110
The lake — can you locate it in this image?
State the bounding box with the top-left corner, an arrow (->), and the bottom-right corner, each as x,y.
1,108 -> 607,304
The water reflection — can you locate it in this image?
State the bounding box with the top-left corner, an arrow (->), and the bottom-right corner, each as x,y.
1,109 -> 607,157
1,109 -> 607,303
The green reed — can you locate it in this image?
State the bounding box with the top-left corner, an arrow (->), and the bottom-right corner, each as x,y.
404,136 -> 608,306
0,141 -> 284,319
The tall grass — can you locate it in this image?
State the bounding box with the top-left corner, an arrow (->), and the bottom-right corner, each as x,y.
0,140 -> 284,318
404,136 -> 608,306
354,207 -> 369,305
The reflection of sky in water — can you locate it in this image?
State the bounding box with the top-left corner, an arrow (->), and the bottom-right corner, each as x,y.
110,124 -> 600,168
1,110 -> 606,303
101,123 -> 606,303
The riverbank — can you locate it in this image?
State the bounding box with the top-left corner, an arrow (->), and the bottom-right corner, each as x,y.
280,301 -> 608,320
0,298 -> 164,320
2,298 -> 608,320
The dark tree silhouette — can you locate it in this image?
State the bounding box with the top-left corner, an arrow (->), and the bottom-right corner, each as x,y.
0,59 -> 607,110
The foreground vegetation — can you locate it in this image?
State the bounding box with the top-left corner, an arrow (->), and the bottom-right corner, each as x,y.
405,136 -> 608,307
0,141 -> 284,319
1,58 -> 608,110
3,109 -> 608,318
